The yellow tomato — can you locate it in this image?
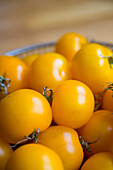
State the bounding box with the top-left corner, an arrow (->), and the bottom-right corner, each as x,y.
0,138 -> 12,170
30,52 -> 71,94
102,87 -> 113,112
56,32 -> 87,61
0,55 -> 30,94
78,110 -> 113,154
23,53 -> 40,65
5,144 -> 64,170
38,126 -> 83,170
0,89 -> 52,144
52,80 -> 94,129
81,152 -> 113,170
72,43 -> 113,93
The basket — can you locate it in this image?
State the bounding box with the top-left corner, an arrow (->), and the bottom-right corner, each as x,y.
4,41 -> 113,59
4,42 -> 56,59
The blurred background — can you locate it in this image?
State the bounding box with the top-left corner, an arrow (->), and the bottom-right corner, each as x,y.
0,0 -> 113,53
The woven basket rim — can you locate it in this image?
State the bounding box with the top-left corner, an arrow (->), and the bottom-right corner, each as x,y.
3,41 -> 113,57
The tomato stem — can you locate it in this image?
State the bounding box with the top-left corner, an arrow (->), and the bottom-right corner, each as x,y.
9,129 -> 40,149
43,86 -> 53,106
79,135 -> 101,152
88,135 -> 101,145
94,94 -> 102,111
79,136 -> 91,152
9,138 -> 29,149
94,82 -> 113,111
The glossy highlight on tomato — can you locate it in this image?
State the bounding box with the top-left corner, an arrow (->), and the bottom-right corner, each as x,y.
72,43 -> 113,93
30,52 -> 71,94
0,55 -> 30,94
52,80 -> 94,129
56,32 -> 87,62
5,144 -> 64,170
0,89 -> 52,144
38,126 -> 83,170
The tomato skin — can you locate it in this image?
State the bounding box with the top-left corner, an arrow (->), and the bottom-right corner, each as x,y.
30,52 -> 71,94
78,110 -> 113,154
56,32 -> 87,62
5,144 -> 64,170
38,126 -> 83,170
23,54 -> 40,65
81,152 -> 113,170
0,89 -> 52,144
102,89 -> 113,112
52,80 -> 94,129
0,55 -> 30,94
0,138 -> 12,170
72,43 -> 113,93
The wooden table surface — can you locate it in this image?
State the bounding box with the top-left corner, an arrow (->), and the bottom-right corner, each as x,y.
0,0 -> 113,54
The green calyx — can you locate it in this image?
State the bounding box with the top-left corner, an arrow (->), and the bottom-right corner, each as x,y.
79,136 -> 91,152
94,94 -> 102,111
0,73 -> 11,95
108,56 -> 113,68
25,129 -> 40,143
43,86 -> 53,106
103,82 -> 113,97
99,52 -> 113,68
94,82 -> 113,111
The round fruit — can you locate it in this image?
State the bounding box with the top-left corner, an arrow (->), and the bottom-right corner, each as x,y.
0,89 -> 52,144
102,86 -> 113,112
72,43 -> 113,93
52,80 -> 94,129
0,138 -> 12,170
38,126 -> 83,170
81,152 -> 113,170
0,55 -> 30,94
5,144 -> 64,170
56,32 -> 87,62
30,52 -> 70,93
23,53 -> 40,65
78,110 -> 113,154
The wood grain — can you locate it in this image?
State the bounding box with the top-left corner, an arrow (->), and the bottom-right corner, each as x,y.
0,0 -> 113,54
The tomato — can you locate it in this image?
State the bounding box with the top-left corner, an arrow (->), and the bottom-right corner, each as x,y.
78,110 -> 113,154
23,53 -> 40,65
0,89 -> 52,144
81,152 -> 113,170
0,138 -> 12,170
72,43 -> 113,93
56,32 -> 87,62
52,80 -> 94,129
5,144 -> 64,170
30,52 -> 71,94
102,88 -> 113,112
0,55 -> 30,94
38,126 -> 83,170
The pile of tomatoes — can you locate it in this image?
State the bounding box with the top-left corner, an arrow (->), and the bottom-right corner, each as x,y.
0,32 -> 113,170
